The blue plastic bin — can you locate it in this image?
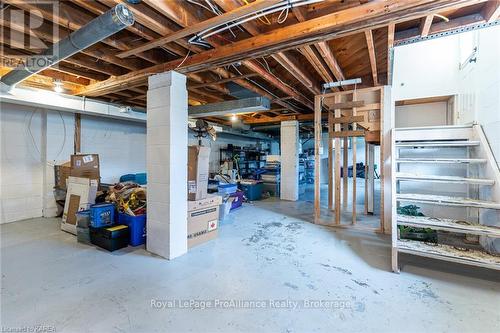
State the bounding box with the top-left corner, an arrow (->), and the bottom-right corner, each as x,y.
90,203 -> 115,227
118,213 -> 146,246
218,183 -> 237,194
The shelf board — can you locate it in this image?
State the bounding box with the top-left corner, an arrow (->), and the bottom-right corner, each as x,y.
396,158 -> 487,164
397,239 -> 500,270
396,173 -> 494,185
396,141 -> 480,148
397,193 -> 500,209
397,215 -> 500,237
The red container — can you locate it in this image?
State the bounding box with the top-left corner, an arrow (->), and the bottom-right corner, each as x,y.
230,191 -> 244,210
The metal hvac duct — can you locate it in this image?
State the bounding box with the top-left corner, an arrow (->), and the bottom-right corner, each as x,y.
0,4 -> 134,90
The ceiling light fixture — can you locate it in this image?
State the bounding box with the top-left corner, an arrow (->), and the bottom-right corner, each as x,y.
53,79 -> 64,93
230,114 -> 238,122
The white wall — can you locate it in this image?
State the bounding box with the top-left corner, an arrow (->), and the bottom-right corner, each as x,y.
0,103 -> 148,224
81,115 -> 146,183
395,102 -> 449,127
0,102 -> 268,224
1,104 -> 44,223
393,25 -> 500,166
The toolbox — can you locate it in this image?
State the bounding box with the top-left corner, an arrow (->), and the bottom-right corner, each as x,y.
90,225 -> 129,252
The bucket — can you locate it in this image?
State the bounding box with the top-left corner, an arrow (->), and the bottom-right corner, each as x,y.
118,213 -> 146,246
90,203 -> 115,228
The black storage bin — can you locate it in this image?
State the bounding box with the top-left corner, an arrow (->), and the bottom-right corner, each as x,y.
90,225 -> 129,252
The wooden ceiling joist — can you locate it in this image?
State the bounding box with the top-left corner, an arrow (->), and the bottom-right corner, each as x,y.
78,0 -> 478,97
116,0 -> 282,58
364,29 -> 379,86
481,0 -> 500,22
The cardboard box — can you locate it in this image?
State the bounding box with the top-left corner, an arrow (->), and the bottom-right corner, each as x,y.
61,177 -> 98,235
70,154 -> 100,183
187,195 -> 220,248
188,146 -> 210,201
54,161 -> 71,189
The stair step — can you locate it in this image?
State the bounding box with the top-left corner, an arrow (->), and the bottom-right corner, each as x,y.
397,215 -> 500,237
397,239 -> 500,270
396,173 -> 494,185
397,193 -> 500,209
396,141 -> 480,148
396,158 -> 487,164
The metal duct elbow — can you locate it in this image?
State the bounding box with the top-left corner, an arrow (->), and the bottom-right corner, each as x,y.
0,4 -> 134,89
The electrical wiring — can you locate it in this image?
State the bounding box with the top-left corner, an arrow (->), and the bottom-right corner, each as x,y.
243,0 -> 271,25
175,50 -> 192,69
191,0 -> 323,47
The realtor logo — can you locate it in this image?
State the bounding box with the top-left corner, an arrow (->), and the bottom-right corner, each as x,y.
0,1 -> 60,69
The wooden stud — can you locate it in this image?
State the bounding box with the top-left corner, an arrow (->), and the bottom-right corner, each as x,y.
419,14 -> 434,37
334,95 -> 342,224
343,125 -> 349,209
387,23 -> 395,86
74,113 -> 81,154
328,106 -> 334,211
329,101 -> 365,109
364,29 -> 379,86
314,95 -> 322,222
352,90 -> 358,224
332,130 -> 365,138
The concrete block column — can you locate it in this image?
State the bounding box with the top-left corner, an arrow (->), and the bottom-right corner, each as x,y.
146,71 -> 188,259
280,120 -> 299,201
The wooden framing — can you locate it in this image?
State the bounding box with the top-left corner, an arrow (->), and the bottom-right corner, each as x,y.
314,86 -> 389,232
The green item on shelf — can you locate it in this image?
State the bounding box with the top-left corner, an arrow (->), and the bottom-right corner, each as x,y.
398,205 -> 438,243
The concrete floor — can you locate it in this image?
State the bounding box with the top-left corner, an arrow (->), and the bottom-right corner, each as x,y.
1,198 -> 499,332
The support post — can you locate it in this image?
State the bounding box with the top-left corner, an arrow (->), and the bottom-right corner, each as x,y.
74,113 -> 81,154
314,96 -> 321,221
281,120 -> 299,201
146,71 -> 188,260
334,96 -> 341,224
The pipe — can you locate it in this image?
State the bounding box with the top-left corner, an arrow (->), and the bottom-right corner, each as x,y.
0,4 -> 134,90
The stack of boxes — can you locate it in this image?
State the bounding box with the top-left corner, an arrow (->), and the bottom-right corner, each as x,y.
187,146 -> 220,248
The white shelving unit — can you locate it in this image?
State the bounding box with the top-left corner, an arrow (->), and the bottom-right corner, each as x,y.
391,125 -> 500,272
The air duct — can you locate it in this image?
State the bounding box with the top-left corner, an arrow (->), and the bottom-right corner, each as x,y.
188,97 -> 271,118
0,4 -> 134,91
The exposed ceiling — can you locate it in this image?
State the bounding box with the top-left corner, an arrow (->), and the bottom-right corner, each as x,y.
1,0 -> 499,128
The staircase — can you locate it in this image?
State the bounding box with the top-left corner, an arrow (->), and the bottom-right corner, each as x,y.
391,124 -> 500,272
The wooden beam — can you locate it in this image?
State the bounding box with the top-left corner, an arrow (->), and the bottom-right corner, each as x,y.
243,60 -> 313,111
74,114 -> 81,154
190,74 -> 258,89
364,30 -> 378,86
274,52 -> 321,94
304,47 -> 335,83
117,0 -> 281,58
332,130 -> 365,138
387,23 -> 395,86
330,101 -> 365,109
314,95 -> 322,221
419,14 -> 434,37
330,115 -> 366,124
315,42 -> 346,82
334,96 -> 341,224
78,0 -> 481,97
481,0 -> 500,22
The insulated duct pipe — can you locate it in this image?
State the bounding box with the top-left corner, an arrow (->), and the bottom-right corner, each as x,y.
0,4 -> 134,90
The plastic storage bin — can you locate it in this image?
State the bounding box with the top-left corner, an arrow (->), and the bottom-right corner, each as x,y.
118,213 -> 146,246
239,183 -> 263,201
90,203 -> 115,228
218,183 -> 237,195
75,210 -> 91,228
76,226 -> 91,244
